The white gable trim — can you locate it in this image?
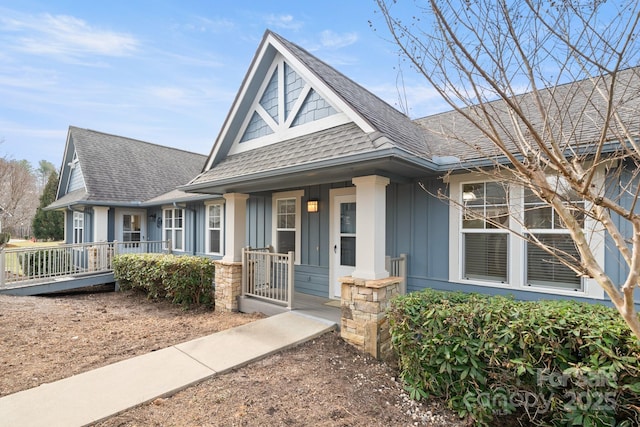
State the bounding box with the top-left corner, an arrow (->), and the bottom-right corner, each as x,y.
65,150 -> 86,194
205,32 -> 376,171
229,52 -> 352,155
269,35 -> 374,133
230,114 -> 351,155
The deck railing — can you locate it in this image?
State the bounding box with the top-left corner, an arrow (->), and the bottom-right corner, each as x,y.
0,240 -> 168,287
386,253 -> 408,294
242,246 -> 294,309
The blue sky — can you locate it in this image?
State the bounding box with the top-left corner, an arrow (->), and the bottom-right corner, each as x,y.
0,0 -> 447,170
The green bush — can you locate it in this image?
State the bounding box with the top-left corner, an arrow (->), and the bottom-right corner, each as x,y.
388,289 -> 640,426
113,253 -> 216,308
0,232 -> 10,246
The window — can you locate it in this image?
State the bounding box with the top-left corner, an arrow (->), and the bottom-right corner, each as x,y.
524,187 -> 583,290
461,182 -> 508,282
163,208 -> 184,251
72,211 -> 84,244
272,190 -> 303,264
276,198 -> 296,253
449,175 -> 602,298
205,203 -> 223,255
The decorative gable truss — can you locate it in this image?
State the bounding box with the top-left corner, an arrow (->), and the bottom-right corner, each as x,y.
228,54 -> 351,155
66,151 -> 85,193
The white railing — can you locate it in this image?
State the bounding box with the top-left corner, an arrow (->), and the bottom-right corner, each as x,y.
242,246 -> 294,309
0,240 -> 168,287
386,253 -> 408,295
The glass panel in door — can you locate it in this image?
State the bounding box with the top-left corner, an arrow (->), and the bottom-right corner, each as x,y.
123,214 -> 141,248
332,194 -> 356,298
340,202 -> 356,267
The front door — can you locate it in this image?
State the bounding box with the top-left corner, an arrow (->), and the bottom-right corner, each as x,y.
116,210 -> 146,253
330,192 -> 356,298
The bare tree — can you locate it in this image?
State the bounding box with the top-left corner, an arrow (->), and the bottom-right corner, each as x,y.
377,0 -> 640,338
36,160 -> 56,193
0,158 -> 38,238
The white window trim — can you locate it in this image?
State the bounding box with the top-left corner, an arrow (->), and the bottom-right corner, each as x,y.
163,207 -> 185,252
448,172 -> 604,299
72,211 -> 84,245
271,190 -> 303,265
205,200 -> 224,256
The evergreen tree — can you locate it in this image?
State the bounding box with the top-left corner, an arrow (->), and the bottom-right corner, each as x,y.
32,171 -> 63,241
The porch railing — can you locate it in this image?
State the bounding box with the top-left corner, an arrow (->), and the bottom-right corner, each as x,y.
1,240 -> 168,287
242,246 -> 294,309
386,253 -> 407,294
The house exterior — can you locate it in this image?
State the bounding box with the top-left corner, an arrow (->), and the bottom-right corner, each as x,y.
47,127 -> 208,249
48,30 -> 639,310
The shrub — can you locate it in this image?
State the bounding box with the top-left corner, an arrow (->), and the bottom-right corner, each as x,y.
113,253 -> 215,308
388,289 -> 640,426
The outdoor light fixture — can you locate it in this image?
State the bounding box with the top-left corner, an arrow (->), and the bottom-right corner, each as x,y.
307,200 -> 319,213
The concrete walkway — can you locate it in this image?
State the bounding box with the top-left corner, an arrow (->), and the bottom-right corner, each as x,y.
0,312 -> 336,427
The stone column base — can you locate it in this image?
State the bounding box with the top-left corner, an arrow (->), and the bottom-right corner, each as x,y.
213,260 -> 243,312
340,276 -> 401,362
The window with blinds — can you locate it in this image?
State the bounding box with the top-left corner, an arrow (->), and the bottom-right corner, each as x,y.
462,182 -> 509,283
527,234 -> 581,290
464,233 -> 508,282
524,187 -> 583,290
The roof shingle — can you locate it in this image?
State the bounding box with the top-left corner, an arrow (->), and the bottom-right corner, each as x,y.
57,127 -> 207,206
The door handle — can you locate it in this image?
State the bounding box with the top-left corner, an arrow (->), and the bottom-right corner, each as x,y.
334,244 -> 337,253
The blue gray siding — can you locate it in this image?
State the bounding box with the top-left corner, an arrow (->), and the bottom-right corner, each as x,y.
604,165 -> 640,304
67,163 -> 84,192
386,178 -> 450,293
247,195 -> 271,249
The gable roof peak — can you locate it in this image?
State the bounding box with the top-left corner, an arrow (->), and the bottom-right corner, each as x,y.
203,30 -> 433,172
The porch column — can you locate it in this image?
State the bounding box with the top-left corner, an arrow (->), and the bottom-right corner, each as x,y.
222,193 -> 249,262
93,207 -> 109,242
351,175 -> 390,280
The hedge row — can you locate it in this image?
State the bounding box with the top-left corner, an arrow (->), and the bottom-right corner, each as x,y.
113,253 -> 215,308
388,289 -> 640,426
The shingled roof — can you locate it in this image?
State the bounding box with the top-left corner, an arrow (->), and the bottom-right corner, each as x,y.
269,32 -> 432,159
48,127 -> 207,209
185,31 -> 436,193
415,66 -> 640,165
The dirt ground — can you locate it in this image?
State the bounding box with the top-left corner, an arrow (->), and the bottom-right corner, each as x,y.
0,289 -> 467,426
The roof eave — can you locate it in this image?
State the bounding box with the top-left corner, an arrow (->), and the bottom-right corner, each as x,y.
180,148 -> 441,193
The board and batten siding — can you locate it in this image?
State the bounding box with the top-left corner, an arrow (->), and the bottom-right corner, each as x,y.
385,178 -> 450,294
604,164 -> 640,304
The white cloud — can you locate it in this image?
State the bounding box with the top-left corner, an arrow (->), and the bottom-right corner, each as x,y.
0,10 -> 138,60
183,16 -> 235,33
319,30 -> 358,49
264,14 -> 303,31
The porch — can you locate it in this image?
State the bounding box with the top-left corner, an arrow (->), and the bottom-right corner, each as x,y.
237,246 -> 407,325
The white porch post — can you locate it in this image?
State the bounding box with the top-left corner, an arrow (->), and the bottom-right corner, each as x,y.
222,193 -> 249,262
93,207 -> 109,242
351,175 -> 390,280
